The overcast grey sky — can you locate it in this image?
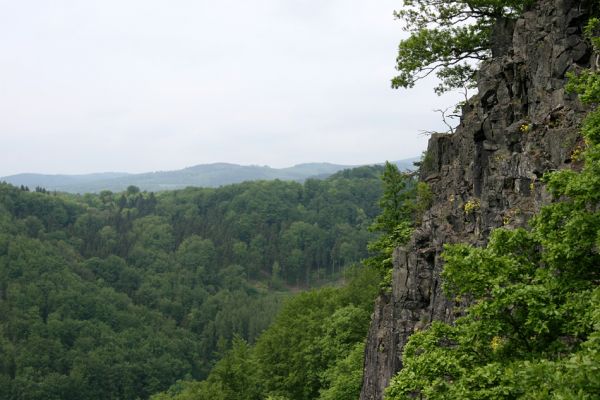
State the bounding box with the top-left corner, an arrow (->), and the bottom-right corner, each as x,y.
0,0 -> 462,176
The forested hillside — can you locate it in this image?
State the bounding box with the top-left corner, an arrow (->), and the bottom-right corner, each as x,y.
150,162 -> 419,400
0,165 -> 389,399
150,268 -> 381,400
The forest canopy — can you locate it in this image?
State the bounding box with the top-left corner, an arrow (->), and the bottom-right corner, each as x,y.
0,165 -> 392,399
151,163 -> 419,400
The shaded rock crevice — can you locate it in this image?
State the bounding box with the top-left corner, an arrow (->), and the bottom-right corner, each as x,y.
360,1 -> 593,399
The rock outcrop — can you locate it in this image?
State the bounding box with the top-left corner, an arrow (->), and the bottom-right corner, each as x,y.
360,1 -> 594,398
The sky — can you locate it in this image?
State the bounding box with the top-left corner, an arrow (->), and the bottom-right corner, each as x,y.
0,0 -> 463,176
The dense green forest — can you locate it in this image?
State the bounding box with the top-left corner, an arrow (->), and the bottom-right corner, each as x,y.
150,267 -> 380,400
150,162 -> 419,400
0,165 -> 396,399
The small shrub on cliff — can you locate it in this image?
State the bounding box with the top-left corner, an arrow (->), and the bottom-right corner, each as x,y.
415,182 -> 433,223
463,198 -> 480,214
519,123 -> 531,133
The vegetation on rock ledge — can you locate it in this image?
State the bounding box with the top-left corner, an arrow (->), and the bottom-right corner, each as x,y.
386,19 -> 600,399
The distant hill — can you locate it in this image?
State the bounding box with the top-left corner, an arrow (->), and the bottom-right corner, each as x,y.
1,158 -> 418,193
1,172 -> 132,188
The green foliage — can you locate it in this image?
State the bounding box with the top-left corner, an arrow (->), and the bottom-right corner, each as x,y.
370,162 -> 415,235
209,336 -> 261,400
251,269 -> 379,400
585,17 -> 600,50
566,68 -> 600,108
319,343 -> 366,400
255,288 -> 345,400
0,165 -> 385,399
393,0 -> 531,93
152,265 -> 382,400
566,19 -> 600,148
386,48 -> 600,400
366,162 -> 417,274
415,181 -> 433,222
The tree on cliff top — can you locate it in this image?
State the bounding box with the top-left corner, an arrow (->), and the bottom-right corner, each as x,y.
393,0 -> 532,94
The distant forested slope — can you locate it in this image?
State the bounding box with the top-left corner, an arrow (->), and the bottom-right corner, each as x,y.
0,165 -> 387,399
0,158 -> 418,193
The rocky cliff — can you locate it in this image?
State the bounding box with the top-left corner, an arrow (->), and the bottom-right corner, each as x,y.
360,1 -> 594,398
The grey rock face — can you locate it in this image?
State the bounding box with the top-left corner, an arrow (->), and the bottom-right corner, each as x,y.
360,1 -> 593,399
